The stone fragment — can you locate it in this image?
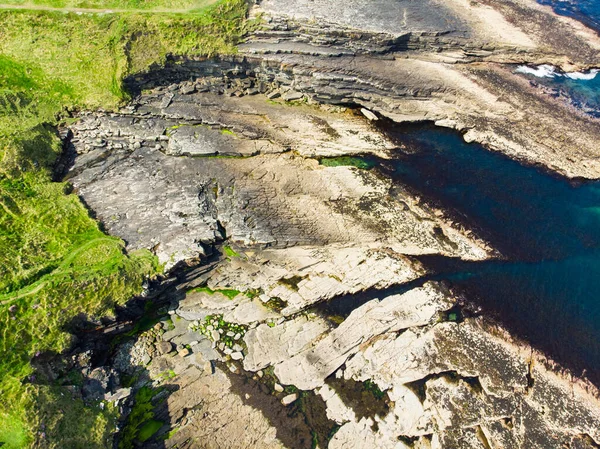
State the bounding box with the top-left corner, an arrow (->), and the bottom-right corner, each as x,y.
159,92 -> 174,109
203,360 -> 214,375
281,393 -> 298,406
180,84 -> 196,95
192,339 -> 220,361
360,108 -> 378,121
156,341 -> 174,355
105,387 -> 131,404
282,90 -> 303,101
274,383 -> 284,393
178,348 -> 191,357
231,351 -> 244,361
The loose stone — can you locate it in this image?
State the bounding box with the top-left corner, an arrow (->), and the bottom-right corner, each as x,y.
281,393 -> 298,406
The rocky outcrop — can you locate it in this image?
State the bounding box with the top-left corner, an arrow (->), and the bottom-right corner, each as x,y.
68,89 -> 488,268
63,0 -> 600,447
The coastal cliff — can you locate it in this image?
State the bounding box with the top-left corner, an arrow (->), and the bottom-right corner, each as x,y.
44,0 -> 600,448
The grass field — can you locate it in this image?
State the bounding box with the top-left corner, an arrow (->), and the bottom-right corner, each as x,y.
0,0 -> 250,447
0,0 -> 217,12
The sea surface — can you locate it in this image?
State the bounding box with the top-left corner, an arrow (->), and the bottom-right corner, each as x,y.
367,124 -> 600,382
537,0 -> 600,33
513,0 -> 600,118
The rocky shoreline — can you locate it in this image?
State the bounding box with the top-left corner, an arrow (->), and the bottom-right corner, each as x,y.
45,0 -> 600,447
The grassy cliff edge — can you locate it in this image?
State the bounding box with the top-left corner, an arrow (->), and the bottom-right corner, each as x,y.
0,1 -> 250,447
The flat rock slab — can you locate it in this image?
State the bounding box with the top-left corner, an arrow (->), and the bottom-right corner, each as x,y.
258,0 -> 470,36
274,282 -> 452,390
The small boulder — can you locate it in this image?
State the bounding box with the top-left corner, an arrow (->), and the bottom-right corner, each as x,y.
266,90 -> 281,100
360,108 -> 378,121
156,341 -> 173,355
180,84 -> 196,95
282,90 -> 303,102
281,393 -> 298,406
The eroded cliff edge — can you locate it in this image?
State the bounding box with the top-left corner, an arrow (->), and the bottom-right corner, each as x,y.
54,1 -> 600,448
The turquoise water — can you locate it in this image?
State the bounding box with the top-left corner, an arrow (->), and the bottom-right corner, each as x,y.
375,124 -> 600,382
524,0 -> 600,118
517,68 -> 600,118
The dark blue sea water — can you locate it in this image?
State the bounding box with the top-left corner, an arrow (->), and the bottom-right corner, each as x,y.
537,0 -> 600,33
374,124 -> 600,381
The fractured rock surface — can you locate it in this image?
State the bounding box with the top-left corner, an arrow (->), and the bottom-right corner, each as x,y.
68,91 -> 487,268
67,1 -> 600,446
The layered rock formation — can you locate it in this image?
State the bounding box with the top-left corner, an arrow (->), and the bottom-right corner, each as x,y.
62,0 -> 600,447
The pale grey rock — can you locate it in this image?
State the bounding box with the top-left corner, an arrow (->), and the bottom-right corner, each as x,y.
178,348 -> 191,357
163,316 -> 190,341
231,351 -> 244,361
317,384 -> 356,424
104,387 -> 131,404
281,393 -> 298,405
243,315 -> 329,372
360,108 -> 378,121
192,338 -> 220,361
342,320 -> 529,395
274,282 -> 452,389
282,90 -> 303,101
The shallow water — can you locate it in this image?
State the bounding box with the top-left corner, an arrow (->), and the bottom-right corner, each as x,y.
515,65 -> 600,118
373,124 -> 600,381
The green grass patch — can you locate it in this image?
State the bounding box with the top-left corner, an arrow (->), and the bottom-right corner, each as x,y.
189,285 -> 241,300
0,0 -> 252,447
159,369 -> 176,381
0,0 -> 217,12
219,128 -> 236,136
118,386 -> 163,448
222,244 -> 240,258
137,420 -> 163,443
318,156 -> 376,170
161,427 -> 179,440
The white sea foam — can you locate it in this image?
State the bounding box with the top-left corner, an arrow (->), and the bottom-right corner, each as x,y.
516,64 -> 599,81
565,69 -> 599,80
515,64 -> 557,78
